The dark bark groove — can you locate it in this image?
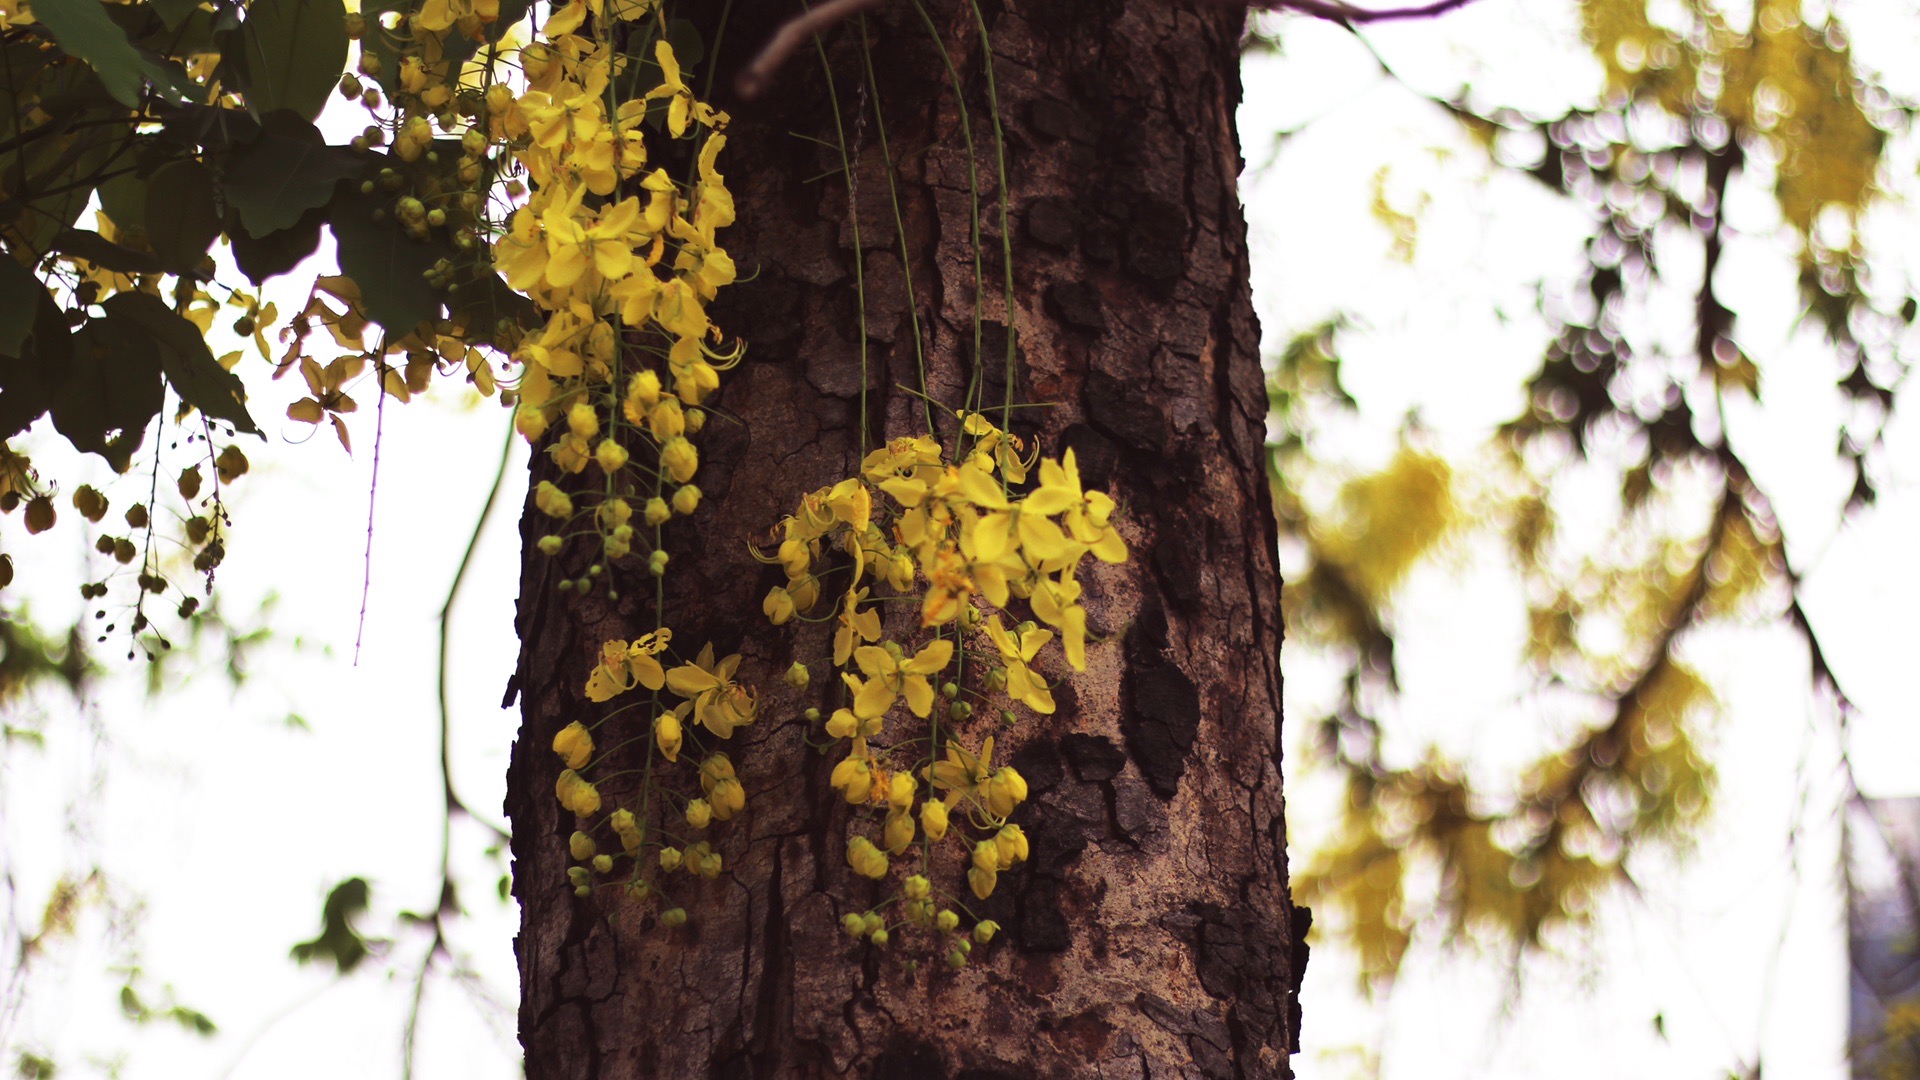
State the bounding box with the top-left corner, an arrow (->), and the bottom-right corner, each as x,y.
508,1 -> 1297,1075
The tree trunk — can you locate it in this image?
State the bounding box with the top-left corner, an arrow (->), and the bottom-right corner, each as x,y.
505,1 -> 1299,1076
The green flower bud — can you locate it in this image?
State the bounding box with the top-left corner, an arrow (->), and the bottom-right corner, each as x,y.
869,928 -> 889,947
660,907 -> 687,929
591,854 -> 613,873
936,909 -> 959,933
785,662 -> 810,690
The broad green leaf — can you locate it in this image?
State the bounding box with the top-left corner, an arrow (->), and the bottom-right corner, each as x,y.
228,204 -> 325,285
329,184 -> 446,334
0,257 -> 38,358
50,314 -> 164,468
32,0 -> 190,106
50,229 -> 165,275
151,0 -> 203,31
220,112 -> 364,237
0,291 -> 71,439
239,0 -> 349,122
31,0 -> 150,107
103,292 -> 262,435
144,158 -> 221,275
98,167 -> 149,236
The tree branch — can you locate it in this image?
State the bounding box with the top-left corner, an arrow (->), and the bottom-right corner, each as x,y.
734,0 -> 883,100
1249,0 -> 1480,22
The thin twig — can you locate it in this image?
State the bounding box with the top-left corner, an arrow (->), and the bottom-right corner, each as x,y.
735,0 -> 883,100
1246,0 -> 1480,21
353,341 -> 390,665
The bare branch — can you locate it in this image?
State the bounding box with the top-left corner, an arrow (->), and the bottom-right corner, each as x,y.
735,0 -> 883,101
1250,0 -> 1480,22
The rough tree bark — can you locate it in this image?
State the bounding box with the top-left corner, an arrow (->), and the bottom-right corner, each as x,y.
506,0 -> 1300,1075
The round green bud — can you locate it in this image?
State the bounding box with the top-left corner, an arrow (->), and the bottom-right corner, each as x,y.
537,535 -> 563,555
803,707 -> 821,722
869,928 -> 889,947
648,550 -> 669,577
574,885 -> 593,898
1001,710 -> 1019,727
660,907 -> 688,929
427,208 -> 447,227
940,682 -> 959,700
861,912 -> 884,936
936,909 -> 960,933
842,913 -> 866,938
566,866 -> 591,886
949,702 -> 972,721
957,938 -> 972,955
591,854 -> 613,874
946,950 -> 968,970
557,578 -> 574,592
785,662 -> 810,690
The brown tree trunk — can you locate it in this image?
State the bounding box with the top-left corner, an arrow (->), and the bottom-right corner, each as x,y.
505,1 -> 1299,1076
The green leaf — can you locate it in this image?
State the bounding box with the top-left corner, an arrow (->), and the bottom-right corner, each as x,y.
329,184 -> 446,334
0,291 -> 72,439
289,877 -> 374,974
103,293 -> 261,435
238,0 -> 350,122
220,112 -> 364,237
143,158 -> 221,275
31,0 -> 152,107
150,0 -> 203,31
49,229 -> 165,275
228,204 -> 325,285
49,313 -> 163,469
0,257 -> 39,358
97,167 -> 149,236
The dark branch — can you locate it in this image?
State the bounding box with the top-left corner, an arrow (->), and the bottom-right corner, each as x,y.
734,0 -> 883,100
1249,0 -> 1481,22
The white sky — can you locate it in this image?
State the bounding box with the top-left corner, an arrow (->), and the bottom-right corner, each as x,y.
2,1 -> 1918,1077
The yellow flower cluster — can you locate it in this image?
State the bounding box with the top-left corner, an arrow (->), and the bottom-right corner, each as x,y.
763,409 -> 1130,949
553,627 -> 756,911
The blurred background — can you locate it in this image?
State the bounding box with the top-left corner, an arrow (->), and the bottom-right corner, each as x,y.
3,0 -> 1918,1077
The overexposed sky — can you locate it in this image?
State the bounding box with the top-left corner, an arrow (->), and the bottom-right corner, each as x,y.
3,2 -> 1918,1077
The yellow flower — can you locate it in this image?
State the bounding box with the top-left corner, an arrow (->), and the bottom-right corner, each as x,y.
544,190 -> 640,289
883,808 -> 916,854
535,481 -> 574,519
824,707 -> 881,741
494,207 -> 549,293
551,721 -> 593,769
763,586 -> 795,625
849,638 -> 953,719
1029,573 -> 1090,671
654,705 -> 686,762
584,632 -> 669,702
983,615 -> 1056,713
831,752 -> 874,804
644,41 -> 727,138
888,771 -> 917,811
920,798 -> 949,841
926,735 -> 994,809
665,644 -> 756,738
660,437 -> 699,483
833,588 -> 883,666
987,767 -> 1029,819
286,355 -> 362,452
968,847 -> 998,900
846,835 -> 888,879
993,823 -> 1030,868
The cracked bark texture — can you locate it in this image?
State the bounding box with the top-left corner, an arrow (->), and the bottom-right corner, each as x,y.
506,0 -> 1299,1075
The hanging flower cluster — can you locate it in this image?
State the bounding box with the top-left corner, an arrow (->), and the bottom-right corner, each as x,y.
762,410 -> 1129,961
